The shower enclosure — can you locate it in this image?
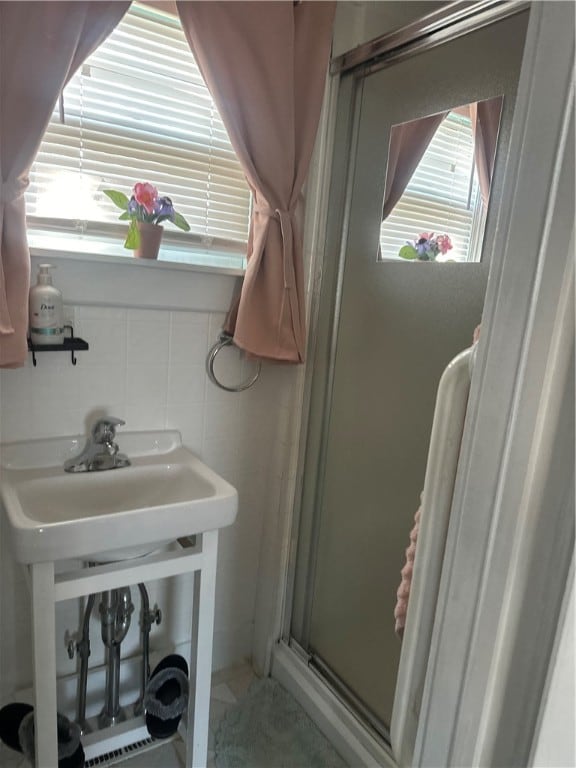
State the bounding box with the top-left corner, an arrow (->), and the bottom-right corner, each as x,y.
281,2 -> 529,758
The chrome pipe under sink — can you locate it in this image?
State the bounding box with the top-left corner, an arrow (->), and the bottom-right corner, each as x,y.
98,587 -> 134,728
71,575 -> 162,732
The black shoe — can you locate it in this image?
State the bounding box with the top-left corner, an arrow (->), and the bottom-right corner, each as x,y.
0,702 -> 85,767
144,654 -> 189,739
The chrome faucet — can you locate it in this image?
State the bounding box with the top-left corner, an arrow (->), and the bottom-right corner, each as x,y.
64,417 -> 131,473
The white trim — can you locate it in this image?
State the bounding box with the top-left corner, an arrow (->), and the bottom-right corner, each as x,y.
472,240 -> 574,767
415,3 -> 575,766
30,251 -> 240,314
29,240 -> 245,275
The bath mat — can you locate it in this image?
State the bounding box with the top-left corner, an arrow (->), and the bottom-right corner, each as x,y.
214,678 -> 347,768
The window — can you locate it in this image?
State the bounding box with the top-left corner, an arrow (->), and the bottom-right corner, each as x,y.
379,110 -> 486,263
26,3 -> 250,269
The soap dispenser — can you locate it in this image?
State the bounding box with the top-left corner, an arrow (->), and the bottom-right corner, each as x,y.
29,264 -> 64,345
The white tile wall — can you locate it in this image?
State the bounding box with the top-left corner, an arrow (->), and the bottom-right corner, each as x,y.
0,304 -> 296,702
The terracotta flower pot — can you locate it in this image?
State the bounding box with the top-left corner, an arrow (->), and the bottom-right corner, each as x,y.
135,222 -> 163,259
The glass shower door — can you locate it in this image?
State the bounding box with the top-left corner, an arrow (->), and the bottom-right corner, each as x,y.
290,11 -> 528,735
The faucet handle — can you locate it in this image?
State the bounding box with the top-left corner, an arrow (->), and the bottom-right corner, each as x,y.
91,417 -> 125,444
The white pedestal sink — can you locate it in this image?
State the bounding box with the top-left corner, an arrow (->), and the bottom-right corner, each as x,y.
0,430 -> 238,768
1,430 -> 237,564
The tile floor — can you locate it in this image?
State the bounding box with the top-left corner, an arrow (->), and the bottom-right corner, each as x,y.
0,663 -> 256,768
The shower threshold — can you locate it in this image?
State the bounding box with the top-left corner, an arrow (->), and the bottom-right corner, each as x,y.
271,641 -> 395,768
309,653 -> 391,744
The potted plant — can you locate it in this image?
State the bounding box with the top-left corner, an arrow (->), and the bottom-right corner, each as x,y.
104,182 -> 190,259
398,232 -> 453,261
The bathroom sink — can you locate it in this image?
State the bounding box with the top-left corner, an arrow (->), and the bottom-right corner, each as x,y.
0,430 -> 238,564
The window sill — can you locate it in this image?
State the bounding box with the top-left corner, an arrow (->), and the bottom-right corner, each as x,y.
28,230 -> 246,276
378,255 -> 475,264
29,234 -> 244,314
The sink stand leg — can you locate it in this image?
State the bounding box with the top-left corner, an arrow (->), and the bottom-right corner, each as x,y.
31,562 -> 59,768
186,530 -> 218,768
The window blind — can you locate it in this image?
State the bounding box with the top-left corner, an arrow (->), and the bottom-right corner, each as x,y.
26,3 -> 250,262
380,111 -> 484,262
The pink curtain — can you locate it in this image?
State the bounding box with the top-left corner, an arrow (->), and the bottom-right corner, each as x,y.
382,111 -> 448,221
0,1 -> 129,368
470,96 -> 504,207
177,1 -> 335,363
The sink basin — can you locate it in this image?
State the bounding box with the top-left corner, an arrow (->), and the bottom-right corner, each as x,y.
0,430 -> 238,564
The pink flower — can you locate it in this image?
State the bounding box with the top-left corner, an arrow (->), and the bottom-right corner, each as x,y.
418,232 -> 434,242
436,234 -> 453,254
133,182 -> 158,215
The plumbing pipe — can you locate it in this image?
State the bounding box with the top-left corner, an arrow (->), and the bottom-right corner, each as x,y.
76,592 -> 96,732
98,588 -> 134,727
134,583 -> 161,717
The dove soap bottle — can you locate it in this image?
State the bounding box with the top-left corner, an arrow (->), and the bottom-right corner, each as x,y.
29,264 -> 64,345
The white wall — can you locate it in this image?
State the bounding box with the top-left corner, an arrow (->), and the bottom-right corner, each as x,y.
0,264 -> 297,708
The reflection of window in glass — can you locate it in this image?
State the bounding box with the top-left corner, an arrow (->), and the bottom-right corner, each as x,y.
27,3 -> 250,268
380,111 -> 486,262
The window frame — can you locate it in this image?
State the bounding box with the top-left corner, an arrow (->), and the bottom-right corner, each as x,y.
26,2 -> 250,274
379,109 -> 486,263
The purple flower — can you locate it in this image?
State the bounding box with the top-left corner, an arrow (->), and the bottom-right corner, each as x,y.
103,184 -> 191,243
416,239 -> 429,256
154,196 -> 175,221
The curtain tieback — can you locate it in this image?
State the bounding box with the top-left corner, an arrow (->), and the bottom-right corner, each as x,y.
0,177 -> 30,204
253,204 -> 297,289
0,203 -> 14,335
0,177 -> 28,335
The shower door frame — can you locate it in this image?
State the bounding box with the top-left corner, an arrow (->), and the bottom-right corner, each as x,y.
273,2 -> 574,767
282,0 -> 528,714
283,0 -> 531,655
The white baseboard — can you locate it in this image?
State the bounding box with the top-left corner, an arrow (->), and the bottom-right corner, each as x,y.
271,641 -> 396,768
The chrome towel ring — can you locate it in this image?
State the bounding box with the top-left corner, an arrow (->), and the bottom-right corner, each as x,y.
206,332 -> 262,392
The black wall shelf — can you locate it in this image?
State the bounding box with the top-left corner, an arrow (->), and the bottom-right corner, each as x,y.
28,325 -> 89,366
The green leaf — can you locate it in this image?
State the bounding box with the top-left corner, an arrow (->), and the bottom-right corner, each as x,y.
124,220 -> 140,250
118,211 -> 131,220
103,189 -> 130,210
399,245 -> 417,260
172,212 -> 191,232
